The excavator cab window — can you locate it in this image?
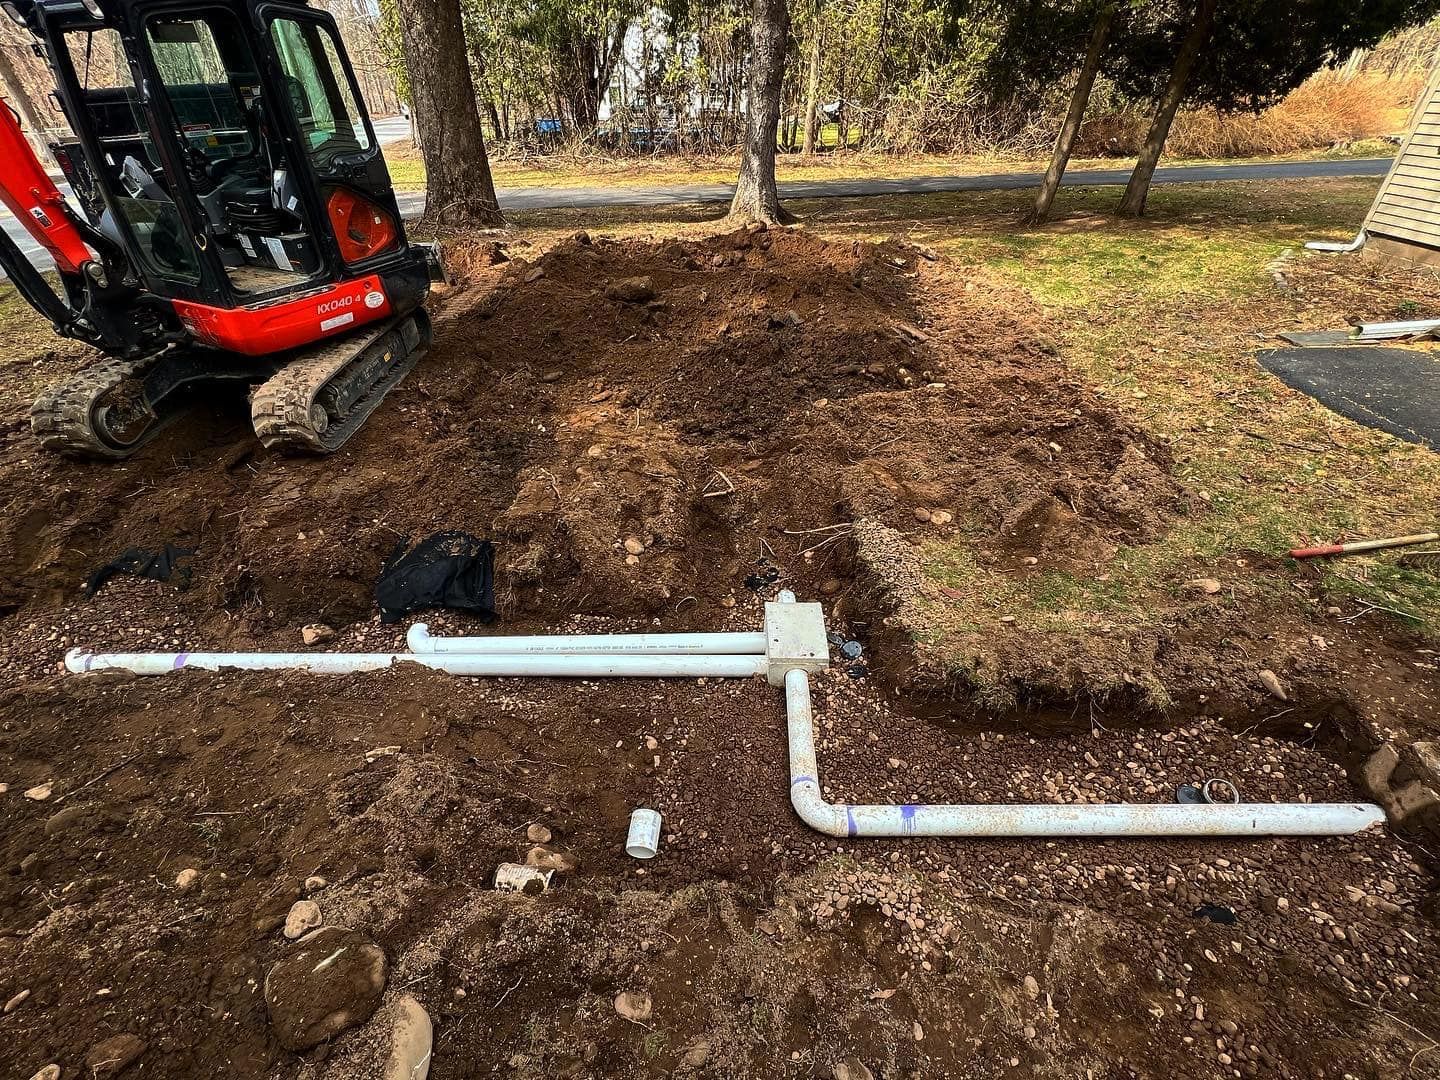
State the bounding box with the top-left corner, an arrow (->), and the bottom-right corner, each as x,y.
268,17 -> 371,164
143,9 -> 321,296
62,26 -> 201,283
267,15 -> 398,266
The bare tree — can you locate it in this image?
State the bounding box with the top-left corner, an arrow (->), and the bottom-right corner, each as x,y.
1118,0 -> 1218,218
395,0 -> 504,227
800,0 -> 823,156
0,33 -> 52,162
1026,3 -> 1115,224
728,0 -> 792,224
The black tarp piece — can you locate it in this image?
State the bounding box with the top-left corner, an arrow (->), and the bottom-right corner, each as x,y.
85,545 -> 195,596
1257,346 -> 1440,450
375,531 -> 497,624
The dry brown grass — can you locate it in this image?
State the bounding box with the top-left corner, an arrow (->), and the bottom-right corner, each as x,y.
1079,74 -> 1418,159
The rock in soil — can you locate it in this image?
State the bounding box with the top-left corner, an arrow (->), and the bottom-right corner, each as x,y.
384,995 -> 433,1080
264,927 -> 388,1051
604,276 -> 657,303
174,867 -> 199,891
43,802 -> 96,835
23,783 -> 52,801
679,1039 -> 710,1069
301,623 -> 337,646
525,823 -> 552,844
283,899 -> 322,939
613,990 -> 652,1023
1258,668 -> 1289,701
525,844 -> 577,872
84,1033 -> 147,1077
833,1059 -> 875,1080
27,1066 -> 60,1080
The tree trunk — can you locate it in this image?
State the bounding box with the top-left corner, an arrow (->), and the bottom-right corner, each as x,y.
595,20 -> 629,125
0,39 -> 52,163
395,0 -> 503,227
1118,0 -> 1217,218
1027,3 -> 1115,225
801,10 -> 822,157
729,0 -> 792,224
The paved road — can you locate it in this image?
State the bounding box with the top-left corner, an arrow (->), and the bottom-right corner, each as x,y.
396,155 -> 1394,216
6,156 -> 1392,273
371,114 -> 413,146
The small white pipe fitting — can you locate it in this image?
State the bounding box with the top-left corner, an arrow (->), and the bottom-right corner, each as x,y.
626,808 -> 662,859
65,648 -> 767,679
784,667 -> 1385,838
407,623 -> 767,656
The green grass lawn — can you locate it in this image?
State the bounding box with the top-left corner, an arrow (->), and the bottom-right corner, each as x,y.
844,180 -> 1440,664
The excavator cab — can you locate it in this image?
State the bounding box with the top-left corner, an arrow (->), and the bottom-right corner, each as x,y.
0,0 -> 438,456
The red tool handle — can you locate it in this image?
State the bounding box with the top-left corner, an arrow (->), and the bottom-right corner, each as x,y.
1288,543 -> 1345,558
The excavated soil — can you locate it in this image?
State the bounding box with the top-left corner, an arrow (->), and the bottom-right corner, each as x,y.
1,227 -> 1438,1079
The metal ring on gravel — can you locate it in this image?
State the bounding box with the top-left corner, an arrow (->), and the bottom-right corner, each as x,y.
1202,778 -> 1240,804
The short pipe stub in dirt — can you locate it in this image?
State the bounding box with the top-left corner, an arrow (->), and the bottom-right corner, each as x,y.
626,809 -> 662,859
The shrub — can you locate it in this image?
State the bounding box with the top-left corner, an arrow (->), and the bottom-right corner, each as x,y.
1075,73 -> 1418,160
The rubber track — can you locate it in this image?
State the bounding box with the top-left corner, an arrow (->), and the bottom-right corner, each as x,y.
249,316 -> 422,454
29,354 -> 170,459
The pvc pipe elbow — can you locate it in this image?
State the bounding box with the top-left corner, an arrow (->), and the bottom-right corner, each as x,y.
406,623 -> 433,653
790,778 -> 848,837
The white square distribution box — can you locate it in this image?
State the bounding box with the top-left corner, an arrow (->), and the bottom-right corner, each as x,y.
763,600 -> 830,685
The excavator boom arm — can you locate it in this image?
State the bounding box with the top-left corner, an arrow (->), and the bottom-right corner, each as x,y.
0,99 -> 93,274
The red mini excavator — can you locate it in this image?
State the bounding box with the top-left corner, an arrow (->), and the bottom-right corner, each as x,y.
0,0 -> 438,457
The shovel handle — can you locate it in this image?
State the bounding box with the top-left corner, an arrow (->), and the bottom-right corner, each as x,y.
1289,532 -> 1439,559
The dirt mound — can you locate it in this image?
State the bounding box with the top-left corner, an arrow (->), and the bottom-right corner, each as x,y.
0,225 -> 1184,669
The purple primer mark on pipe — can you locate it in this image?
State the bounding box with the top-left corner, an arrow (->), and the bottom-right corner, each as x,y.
901,804 -> 920,836
173,653 -> 189,670
83,653 -> 94,672
846,806 -> 858,838
791,775 -> 816,788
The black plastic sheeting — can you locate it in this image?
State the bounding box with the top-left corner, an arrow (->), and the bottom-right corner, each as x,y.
375,531 -> 497,624
85,545 -> 195,597
1257,346 -> 1440,450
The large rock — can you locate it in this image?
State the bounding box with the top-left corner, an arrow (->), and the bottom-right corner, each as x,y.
84,1033 -> 147,1077
44,802 -> 102,836
265,927 -> 388,1051
604,276 -> 657,304
385,995 -> 433,1080
1356,740 -> 1440,839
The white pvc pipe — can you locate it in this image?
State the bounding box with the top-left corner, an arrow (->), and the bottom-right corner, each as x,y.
65,648 -> 767,679
407,623 -> 767,656
784,668 -> 1384,837
1305,231 -> 1365,253
771,585 -> 1384,838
